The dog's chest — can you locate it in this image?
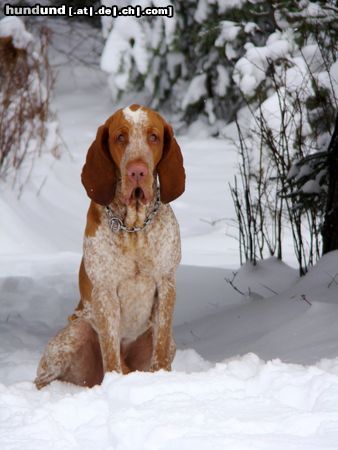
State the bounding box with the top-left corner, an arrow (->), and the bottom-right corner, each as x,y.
83,204 -> 180,288
83,204 -> 180,340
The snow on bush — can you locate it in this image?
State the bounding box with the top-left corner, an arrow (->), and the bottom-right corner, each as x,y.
101,0 -> 176,104
0,17 -> 61,194
233,1 -> 337,160
229,1 -> 337,272
100,0 -> 273,131
233,31 -> 293,96
100,0 -> 337,137
181,73 -> 207,110
0,16 -> 33,48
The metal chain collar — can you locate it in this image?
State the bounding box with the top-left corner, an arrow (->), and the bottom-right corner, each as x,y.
105,189 -> 161,233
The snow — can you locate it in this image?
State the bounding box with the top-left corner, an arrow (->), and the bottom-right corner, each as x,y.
2,251 -> 338,449
306,2 -> 324,17
225,42 -> 237,60
215,21 -> 241,46
214,0 -> 246,14
181,73 -> 207,109
194,0 -> 209,24
296,163 -> 313,181
2,354 -> 338,449
101,0 -> 176,102
244,22 -> 259,34
215,64 -> 229,96
0,16 -> 33,49
1,19 -> 338,450
301,179 -> 321,195
233,32 -> 292,96
101,17 -> 147,76
329,60 -> 338,100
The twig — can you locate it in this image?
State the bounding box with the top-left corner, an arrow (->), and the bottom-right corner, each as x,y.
200,217 -> 227,226
326,272 -> 338,288
300,294 -> 312,306
225,271 -> 246,296
259,283 -> 279,295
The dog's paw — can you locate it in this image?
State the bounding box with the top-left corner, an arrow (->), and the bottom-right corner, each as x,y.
34,351 -> 68,389
34,362 -> 61,389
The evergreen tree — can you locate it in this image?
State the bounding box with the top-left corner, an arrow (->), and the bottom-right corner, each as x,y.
101,1 -> 336,134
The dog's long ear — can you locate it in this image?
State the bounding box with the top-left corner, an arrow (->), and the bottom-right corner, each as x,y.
81,123 -> 117,205
157,122 -> 185,204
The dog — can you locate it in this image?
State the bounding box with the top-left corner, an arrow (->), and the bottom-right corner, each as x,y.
35,104 -> 185,388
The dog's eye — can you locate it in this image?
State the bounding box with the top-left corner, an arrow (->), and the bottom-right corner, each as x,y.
149,133 -> 158,143
117,133 -> 125,143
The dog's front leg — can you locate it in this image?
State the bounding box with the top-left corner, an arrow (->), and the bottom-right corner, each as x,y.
150,276 -> 176,371
92,289 -> 122,374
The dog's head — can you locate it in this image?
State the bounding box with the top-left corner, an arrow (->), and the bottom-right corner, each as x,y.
81,104 -> 185,206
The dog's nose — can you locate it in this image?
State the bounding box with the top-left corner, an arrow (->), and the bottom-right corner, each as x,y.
127,162 -> 148,184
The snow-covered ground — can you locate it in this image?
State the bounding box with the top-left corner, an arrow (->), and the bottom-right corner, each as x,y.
1,20 -> 338,450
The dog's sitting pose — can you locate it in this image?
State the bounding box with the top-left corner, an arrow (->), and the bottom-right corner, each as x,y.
35,104 -> 185,388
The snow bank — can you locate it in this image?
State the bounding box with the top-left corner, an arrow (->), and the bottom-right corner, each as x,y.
1,252 -> 338,448
1,354 -> 338,450
176,253 -> 338,365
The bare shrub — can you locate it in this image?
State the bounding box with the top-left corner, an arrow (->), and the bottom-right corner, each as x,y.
0,20 -> 60,195
230,116 -> 283,266
230,50 -> 336,275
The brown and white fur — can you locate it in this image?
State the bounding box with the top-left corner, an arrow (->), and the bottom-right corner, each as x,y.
34,104 -> 185,388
